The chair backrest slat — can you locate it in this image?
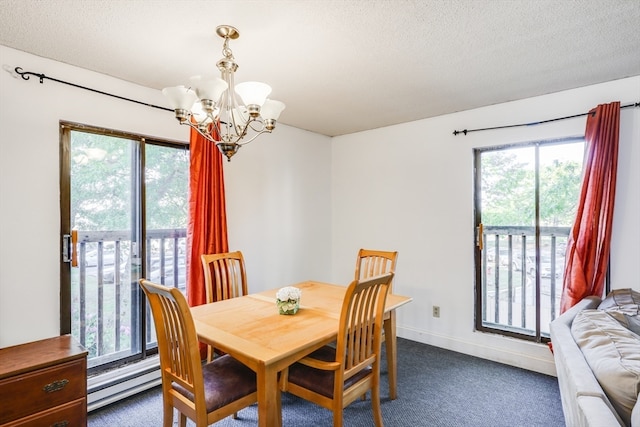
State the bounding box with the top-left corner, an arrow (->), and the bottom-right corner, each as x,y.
201,251 -> 248,303
355,249 -> 398,292
337,273 -> 393,376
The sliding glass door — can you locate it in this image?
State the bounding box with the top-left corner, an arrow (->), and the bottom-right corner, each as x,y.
60,122 -> 188,372
474,138 -> 584,341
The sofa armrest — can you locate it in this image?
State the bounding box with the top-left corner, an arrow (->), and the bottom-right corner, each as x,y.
554,296 -> 602,328
577,396 -> 625,427
549,295 -> 628,427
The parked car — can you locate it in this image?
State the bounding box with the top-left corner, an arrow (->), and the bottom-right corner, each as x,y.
103,263 -> 128,283
148,256 -> 186,288
84,245 -> 127,267
500,251 -> 531,272
540,255 -> 561,278
525,255 -> 560,279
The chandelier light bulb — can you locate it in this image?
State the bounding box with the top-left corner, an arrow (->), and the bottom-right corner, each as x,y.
235,81 -> 272,108
189,75 -> 228,104
261,99 -> 286,121
162,86 -> 197,111
191,102 -> 215,124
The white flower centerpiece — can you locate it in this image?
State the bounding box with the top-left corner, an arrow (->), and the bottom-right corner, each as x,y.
276,286 -> 302,315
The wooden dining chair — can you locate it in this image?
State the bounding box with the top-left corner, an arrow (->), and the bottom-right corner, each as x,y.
201,251 -> 248,362
354,249 -> 399,399
280,272 -> 394,427
139,279 -> 257,427
201,251 -> 248,303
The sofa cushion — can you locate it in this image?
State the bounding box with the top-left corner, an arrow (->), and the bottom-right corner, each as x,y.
607,311 -> 640,337
599,288 -> 640,338
572,309 -> 640,426
598,288 -> 640,316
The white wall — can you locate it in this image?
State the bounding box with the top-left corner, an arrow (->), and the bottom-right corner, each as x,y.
2,44 -> 638,376
331,76 -> 640,375
0,45 -> 332,347
223,125 -> 333,289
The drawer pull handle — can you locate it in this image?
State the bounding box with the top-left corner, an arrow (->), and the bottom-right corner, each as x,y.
43,379 -> 69,393
51,422 -> 69,427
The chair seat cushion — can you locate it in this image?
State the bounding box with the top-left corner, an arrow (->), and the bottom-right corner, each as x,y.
173,354 -> 256,412
287,345 -> 372,398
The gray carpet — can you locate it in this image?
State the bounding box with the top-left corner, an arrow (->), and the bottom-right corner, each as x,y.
88,338 -> 565,426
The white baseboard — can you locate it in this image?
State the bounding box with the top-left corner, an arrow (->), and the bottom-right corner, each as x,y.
87,355 -> 161,412
397,325 -> 557,377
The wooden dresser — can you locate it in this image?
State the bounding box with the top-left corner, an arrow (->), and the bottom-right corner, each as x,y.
0,335 -> 87,427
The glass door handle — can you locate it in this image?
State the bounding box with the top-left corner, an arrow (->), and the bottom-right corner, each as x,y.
63,231 -> 78,266
71,230 -> 78,267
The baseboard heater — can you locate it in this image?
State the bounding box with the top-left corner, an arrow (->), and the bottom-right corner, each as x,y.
87,355 -> 161,412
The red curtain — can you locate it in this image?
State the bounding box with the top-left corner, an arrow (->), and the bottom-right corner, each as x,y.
186,126 -> 228,311
559,102 -> 620,313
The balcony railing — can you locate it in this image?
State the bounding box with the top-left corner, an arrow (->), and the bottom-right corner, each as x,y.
71,228 -> 187,368
481,226 -> 570,337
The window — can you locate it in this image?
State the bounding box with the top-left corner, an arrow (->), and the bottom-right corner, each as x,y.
474,138 -> 584,341
60,122 -> 189,372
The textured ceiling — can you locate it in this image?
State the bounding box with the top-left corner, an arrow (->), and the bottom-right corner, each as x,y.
1,0 -> 639,136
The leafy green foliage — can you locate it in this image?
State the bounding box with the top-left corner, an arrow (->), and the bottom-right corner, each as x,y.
70,131 -> 189,231
539,159 -> 582,226
481,144 -> 583,227
145,144 -> 189,229
481,149 -> 534,226
71,132 -> 133,230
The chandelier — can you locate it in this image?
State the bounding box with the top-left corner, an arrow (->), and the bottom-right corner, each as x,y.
162,25 -> 286,161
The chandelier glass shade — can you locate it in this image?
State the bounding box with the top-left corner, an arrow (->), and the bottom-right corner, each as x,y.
163,25 -> 285,161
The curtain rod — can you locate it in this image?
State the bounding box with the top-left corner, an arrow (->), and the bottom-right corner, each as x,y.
14,66 -> 173,112
13,66 -> 639,134
452,101 -> 640,136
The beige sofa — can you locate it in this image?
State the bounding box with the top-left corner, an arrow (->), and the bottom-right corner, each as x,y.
550,290 -> 640,427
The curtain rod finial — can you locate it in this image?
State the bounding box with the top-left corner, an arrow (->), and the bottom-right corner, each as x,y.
14,66 -> 46,83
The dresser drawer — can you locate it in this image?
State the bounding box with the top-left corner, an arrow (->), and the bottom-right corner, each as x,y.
0,359 -> 86,424
2,398 -> 86,427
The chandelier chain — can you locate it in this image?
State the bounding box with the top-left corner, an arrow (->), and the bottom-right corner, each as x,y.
222,36 -> 234,60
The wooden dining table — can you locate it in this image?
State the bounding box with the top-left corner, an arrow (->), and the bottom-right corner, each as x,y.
190,280 -> 412,427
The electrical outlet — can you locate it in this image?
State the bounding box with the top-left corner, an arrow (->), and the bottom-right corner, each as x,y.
433,305 -> 440,318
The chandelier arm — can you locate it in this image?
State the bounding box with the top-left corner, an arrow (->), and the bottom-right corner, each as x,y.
245,120 -> 267,133
212,115 -> 255,145
235,117 -> 259,140
180,120 -> 217,143
235,129 -> 272,146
